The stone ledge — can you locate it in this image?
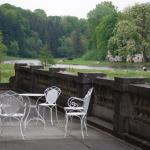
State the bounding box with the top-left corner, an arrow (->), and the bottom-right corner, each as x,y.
87,116 -> 114,134
124,133 -> 150,150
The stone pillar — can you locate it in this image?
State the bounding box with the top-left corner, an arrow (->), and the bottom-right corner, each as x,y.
30,65 -> 43,92
49,67 -> 65,73
77,72 -> 106,116
13,63 -> 28,90
113,77 -> 148,137
48,67 -> 65,86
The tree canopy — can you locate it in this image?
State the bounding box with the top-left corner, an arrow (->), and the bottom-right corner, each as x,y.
0,1 -> 150,62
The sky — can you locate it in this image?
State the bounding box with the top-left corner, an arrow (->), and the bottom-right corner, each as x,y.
0,0 -> 150,18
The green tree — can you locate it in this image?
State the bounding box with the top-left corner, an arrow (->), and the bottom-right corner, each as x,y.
108,20 -> 139,61
95,13 -> 118,60
7,40 -> 19,56
87,1 -> 117,59
25,31 -> 42,58
39,45 -> 55,66
34,9 -> 47,18
0,32 -> 7,63
71,29 -> 85,57
58,36 -> 74,58
0,32 -> 7,82
124,3 -> 150,62
0,3 -> 89,59
61,16 -> 79,35
87,1 -> 116,30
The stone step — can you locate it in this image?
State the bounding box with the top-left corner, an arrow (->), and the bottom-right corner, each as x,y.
87,116 -> 114,134
124,133 -> 150,150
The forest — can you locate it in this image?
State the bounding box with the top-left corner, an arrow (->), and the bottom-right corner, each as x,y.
0,1 -> 150,62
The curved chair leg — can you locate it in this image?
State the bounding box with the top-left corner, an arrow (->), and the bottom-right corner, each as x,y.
69,116 -> 73,134
0,118 -> 4,135
24,109 -> 30,128
42,107 -> 45,120
31,106 -> 46,128
83,116 -> 88,136
36,105 -> 40,125
24,101 -> 31,128
80,117 -> 84,139
19,118 -> 25,139
50,108 -> 53,125
65,114 -> 69,137
55,106 -> 59,124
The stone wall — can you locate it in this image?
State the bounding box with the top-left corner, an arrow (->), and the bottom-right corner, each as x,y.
9,63 -> 150,149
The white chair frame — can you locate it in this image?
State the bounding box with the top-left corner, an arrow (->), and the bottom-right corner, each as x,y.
0,94 -> 27,139
64,87 -> 93,138
37,86 -> 61,125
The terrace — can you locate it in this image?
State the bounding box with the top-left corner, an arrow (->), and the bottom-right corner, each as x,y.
0,95 -> 140,150
0,63 -> 150,150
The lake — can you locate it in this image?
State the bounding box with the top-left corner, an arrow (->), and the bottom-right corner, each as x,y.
3,59 -> 113,70
3,59 -> 146,71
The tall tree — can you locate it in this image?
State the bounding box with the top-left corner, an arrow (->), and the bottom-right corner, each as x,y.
57,36 -> 74,58
124,3 -> 150,62
7,40 -> 19,56
25,31 -> 42,58
87,1 -> 118,60
95,13 -> 118,60
0,32 -> 7,63
34,9 -> 47,18
71,29 -> 85,57
108,20 -> 139,61
39,45 -> 55,66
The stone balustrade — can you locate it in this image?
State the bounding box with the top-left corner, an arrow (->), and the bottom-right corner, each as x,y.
6,63 -> 150,149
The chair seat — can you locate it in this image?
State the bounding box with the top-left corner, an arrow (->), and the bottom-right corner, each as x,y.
64,106 -> 83,110
0,113 -> 24,117
39,103 -> 56,106
30,104 -> 36,108
66,112 -> 86,116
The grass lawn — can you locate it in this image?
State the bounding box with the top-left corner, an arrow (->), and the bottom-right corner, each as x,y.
0,64 -> 15,83
55,58 -> 150,68
66,68 -> 150,79
1,58 -> 150,83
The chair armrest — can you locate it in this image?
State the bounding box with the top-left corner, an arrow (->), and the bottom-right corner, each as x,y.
67,97 -> 84,108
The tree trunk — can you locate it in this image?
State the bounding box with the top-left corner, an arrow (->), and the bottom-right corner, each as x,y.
142,47 -> 149,62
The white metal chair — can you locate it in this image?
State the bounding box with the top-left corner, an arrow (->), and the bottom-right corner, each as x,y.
0,94 -> 27,139
37,86 -> 61,125
64,87 -> 93,138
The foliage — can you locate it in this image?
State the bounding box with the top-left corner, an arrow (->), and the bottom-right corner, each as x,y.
39,45 -> 55,66
95,13 -> 118,60
82,50 -> 102,60
87,1 -> 117,31
34,9 -> 47,18
25,31 -> 42,58
0,64 -> 14,83
123,3 -> 150,62
0,4 -> 88,59
7,40 -> 19,56
0,32 -> 7,63
0,2 -> 150,62
87,1 -> 118,60
108,20 -> 139,61
58,29 -> 86,58
58,36 -> 74,57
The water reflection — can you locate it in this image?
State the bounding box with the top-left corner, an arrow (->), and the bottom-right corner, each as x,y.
3,60 -> 147,71
52,64 -> 114,70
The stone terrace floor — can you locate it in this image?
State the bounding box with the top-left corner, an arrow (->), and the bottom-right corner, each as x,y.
0,110 -> 142,150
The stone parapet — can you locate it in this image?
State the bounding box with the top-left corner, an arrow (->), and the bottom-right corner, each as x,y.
7,64 -> 150,149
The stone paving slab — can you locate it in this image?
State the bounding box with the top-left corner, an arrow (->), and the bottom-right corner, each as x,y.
0,111 -> 141,150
